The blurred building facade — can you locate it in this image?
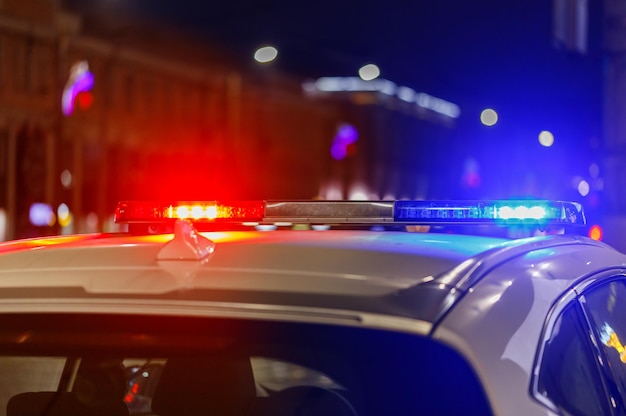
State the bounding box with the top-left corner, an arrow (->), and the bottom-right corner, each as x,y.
0,0 -> 459,241
0,0 -> 345,239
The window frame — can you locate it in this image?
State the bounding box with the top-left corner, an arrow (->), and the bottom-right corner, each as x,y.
531,271 -> 626,415
578,274 -> 626,413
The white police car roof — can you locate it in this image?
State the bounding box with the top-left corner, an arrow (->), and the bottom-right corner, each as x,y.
0,199 -> 598,330
0,199 -> 618,416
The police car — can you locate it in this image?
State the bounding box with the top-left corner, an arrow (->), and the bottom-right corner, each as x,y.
0,199 -> 624,416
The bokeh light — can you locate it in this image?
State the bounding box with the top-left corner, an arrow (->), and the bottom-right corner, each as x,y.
480,108 -> 498,126
254,46 -> 278,63
538,130 -> 554,147
577,179 -> 590,197
57,203 -> 72,228
330,124 -> 359,160
321,181 -> 343,200
348,182 -> 375,200
29,203 -> 54,227
60,169 -> 73,188
62,60 -> 94,116
589,224 -> 603,241
358,64 -> 380,81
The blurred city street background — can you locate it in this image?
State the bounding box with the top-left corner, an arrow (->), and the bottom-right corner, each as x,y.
3,1 -> 625,247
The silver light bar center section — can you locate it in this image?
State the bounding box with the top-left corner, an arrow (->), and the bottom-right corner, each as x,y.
265,201 -> 395,223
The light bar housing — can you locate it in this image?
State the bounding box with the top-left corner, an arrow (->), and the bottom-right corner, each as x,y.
115,200 -> 586,227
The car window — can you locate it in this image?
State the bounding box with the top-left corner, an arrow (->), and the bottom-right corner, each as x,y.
0,313 -> 493,416
123,356 -> 350,414
537,302 -> 610,415
584,279 -> 626,408
0,356 -> 66,408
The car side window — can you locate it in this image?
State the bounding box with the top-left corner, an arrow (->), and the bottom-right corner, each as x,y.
537,303 -> 610,415
584,279 -> 626,407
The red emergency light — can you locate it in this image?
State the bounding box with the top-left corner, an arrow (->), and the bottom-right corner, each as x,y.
115,201 -> 265,223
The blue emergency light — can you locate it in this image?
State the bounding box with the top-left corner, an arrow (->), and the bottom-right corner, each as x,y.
115,199 -> 585,227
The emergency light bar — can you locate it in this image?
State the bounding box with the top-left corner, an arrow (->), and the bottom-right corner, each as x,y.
115,200 -> 585,226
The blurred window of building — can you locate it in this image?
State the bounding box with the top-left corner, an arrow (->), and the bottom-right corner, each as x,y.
0,129 -> 7,208
141,76 -> 156,119
162,80 -> 173,116
3,0 -> 55,25
33,41 -> 53,97
173,82 -> 184,124
187,83 -> 202,126
111,67 -> 123,116
24,38 -> 34,93
0,35 -> 4,91
88,57 -> 102,112
153,76 -> 164,117
123,71 -> 135,114
553,0 -> 588,54
8,35 -> 26,92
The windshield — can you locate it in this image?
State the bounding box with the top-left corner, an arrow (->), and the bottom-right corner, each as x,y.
0,314 -> 491,416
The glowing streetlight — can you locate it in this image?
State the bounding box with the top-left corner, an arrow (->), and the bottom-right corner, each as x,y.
538,130 -> 554,147
358,64 -> 380,81
480,108 -> 498,126
254,46 -> 278,63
